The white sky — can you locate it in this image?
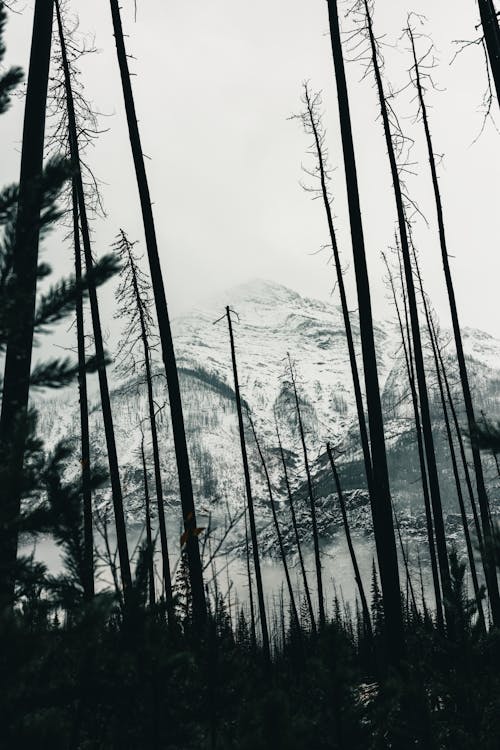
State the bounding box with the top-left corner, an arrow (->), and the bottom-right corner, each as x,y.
1,0 -> 499,363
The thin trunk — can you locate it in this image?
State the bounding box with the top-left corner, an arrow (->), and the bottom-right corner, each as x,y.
275,421 -> 316,632
108,0 -> 206,626
244,509 -> 257,649
0,0 -> 55,603
326,0 -> 404,658
392,502 -> 418,618
287,354 -> 325,628
408,25 -> 500,625
72,183 -> 93,599
56,0 -> 132,596
364,0 -> 453,633
226,307 -> 270,663
140,436 -> 156,608
478,0 -> 500,106
382,251 -> 444,631
427,318 -> 486,632
326,443 -> 372,638
125,240 -> 174,622
303,87 -> 373,496
248,414 -> 300,633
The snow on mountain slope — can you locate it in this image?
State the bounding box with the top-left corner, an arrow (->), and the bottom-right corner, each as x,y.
33,279 -> 500,544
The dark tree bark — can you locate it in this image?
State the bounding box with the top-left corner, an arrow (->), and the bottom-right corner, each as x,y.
326,443 -> 372,638
140,436 -> 156,608
226,307 -> 270,663
117,232 -> 174,622
408,24 -> 500,626
382,250 -> 444,631
326,0 -> 404,659
363,0 -> 453,634
108,0 -> 206,627
248,413 -> 300,633
478,0 -> 500,107
275,420 -> 316,632
71,183 -> 93,600
56,0 -> 132,597
287,354 -> 325,628
0,0 -> 55,603
302,84 -> 373,500
244,509 -> 257,648
426,319 -> 486,632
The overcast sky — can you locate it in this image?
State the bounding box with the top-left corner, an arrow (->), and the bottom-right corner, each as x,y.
1,0 -> 499,363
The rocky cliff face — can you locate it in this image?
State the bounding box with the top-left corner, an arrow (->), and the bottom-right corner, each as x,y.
33,279 -> 500,552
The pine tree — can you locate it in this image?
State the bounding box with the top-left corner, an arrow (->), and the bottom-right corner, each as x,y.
0,0 -> 55,604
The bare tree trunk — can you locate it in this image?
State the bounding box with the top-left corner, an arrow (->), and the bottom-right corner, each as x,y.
122,235 -> 174,622
364,0 -> 453,634
244,509 -> 257,648
56,0 -> 132,597
275,421 -> 316,632
382,251 -> 444,631
140,436 -> 156,608
108,0 -> 206,627
408,25 -> 500,625
248,414 -> 300,633
302,85 -> 373,500
427,319 -> 486,632
326,443 -> 372,638
225,307 -> 270,663
72,183 -> 94,600
287,354 -> 325,628
0,0 -> 55,604
326,0 -> 404,659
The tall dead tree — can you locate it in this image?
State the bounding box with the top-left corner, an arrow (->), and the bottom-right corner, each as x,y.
113,230 -> 174,621
225,307 -> 270,663
108,0 -> 206,626
382,249 -> 444,631
0,0 -> 55,603
244,508 -> 257,648
295,83 -> 373,501
287,354 -> 325,628
275,419 -> 316,632
55,0 -> 132,597
326,443 -> 372,638
408,23 -> 500,625
71,184 -> 93,599
248,413 -> 300,633
363,0 -> 453,633
326,0 -> 404,658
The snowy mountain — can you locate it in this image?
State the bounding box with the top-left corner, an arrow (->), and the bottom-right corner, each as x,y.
34,279 -> 500,551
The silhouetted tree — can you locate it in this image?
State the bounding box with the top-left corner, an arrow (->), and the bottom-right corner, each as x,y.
247,412 -> 300,634
382,249 -> 443,631
107,0 -> 206,627
55,0 -> 132,599
327,443 -> 372,639
408,21 -> 500,626
362,0 -> 453,633
139,434 -> 155,608
275,418 -> 316,633
286,354 -> 324,628
0,0 -> 55,604
113,229 -> 174,620
326,0 -> 404,659
478,0 -> 500,106
225,307 -> 270,663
